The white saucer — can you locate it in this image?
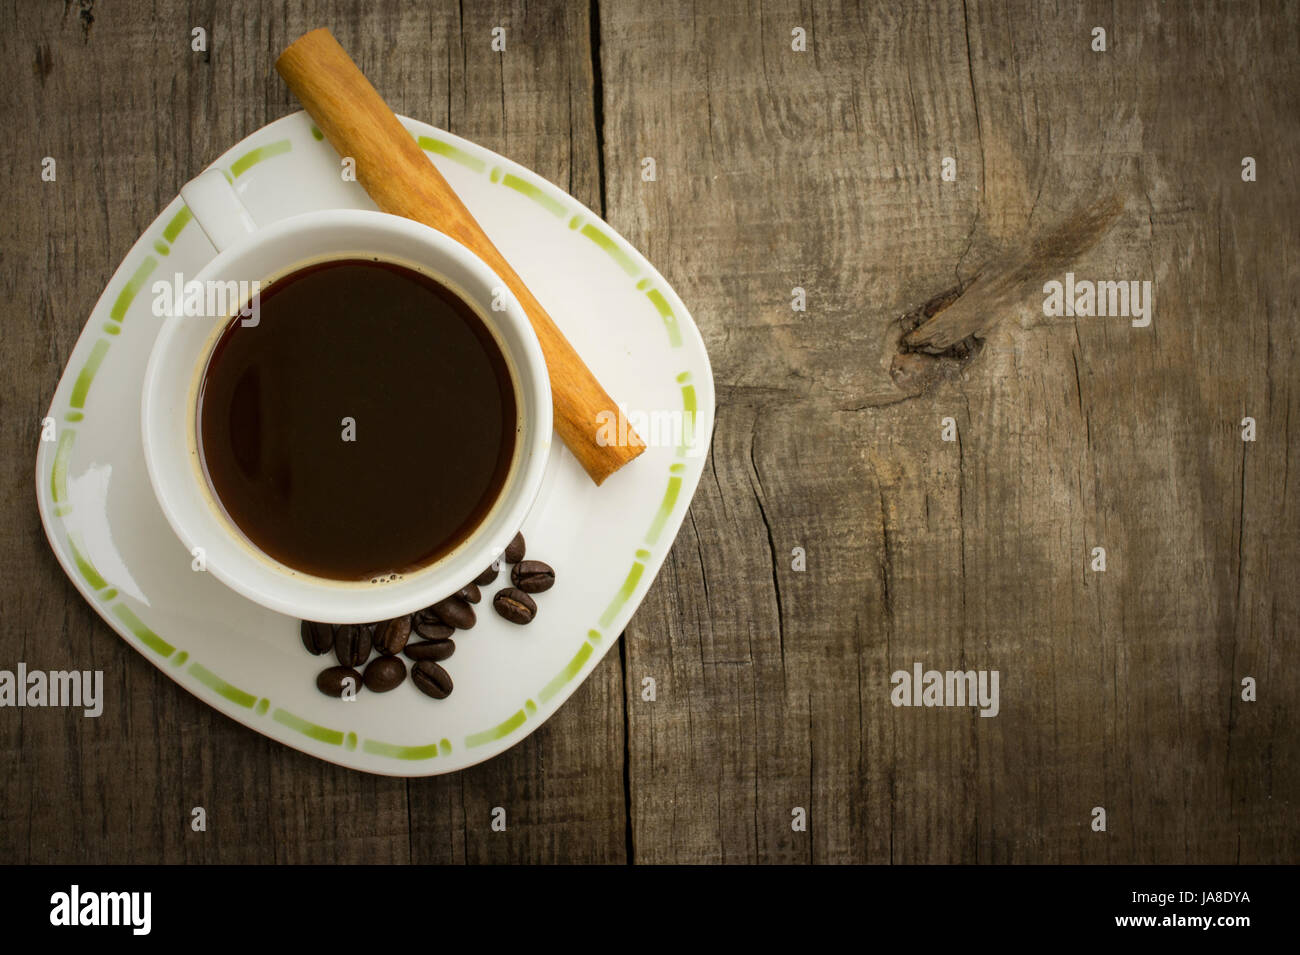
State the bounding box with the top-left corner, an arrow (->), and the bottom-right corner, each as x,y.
34,110 -> 714,776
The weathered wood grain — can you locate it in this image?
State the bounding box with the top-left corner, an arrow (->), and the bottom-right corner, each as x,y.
1,0 -> 1296,864
605,0 -> 1298,863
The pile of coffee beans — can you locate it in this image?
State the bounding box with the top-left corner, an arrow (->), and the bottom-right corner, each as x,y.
301,532 -> 556,701
302,602 -> 459,702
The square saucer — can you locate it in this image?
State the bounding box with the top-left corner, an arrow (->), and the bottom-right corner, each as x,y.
34,110 -> 714,775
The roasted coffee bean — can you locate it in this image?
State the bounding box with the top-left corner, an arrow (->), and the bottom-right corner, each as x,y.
431,596 -> 476,630
363,656 -> 407,692
493,587 -> 537,624
404,639 -> 455,662
374,615 -> 412,656
334,624 -> 372,667
411,660 -> 453,699
473,564 -> 499,586
317,666 -> 362,698
456,583 -> 481,604
510,560 -> 555,594
504,532 -> 526,564
300,620 -> 334,655
413,620 -> 454,641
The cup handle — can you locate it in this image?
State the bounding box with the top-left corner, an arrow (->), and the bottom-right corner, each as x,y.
179,168 -> 260,253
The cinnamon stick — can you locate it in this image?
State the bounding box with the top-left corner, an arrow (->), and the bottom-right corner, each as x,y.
276,28 -> 644,485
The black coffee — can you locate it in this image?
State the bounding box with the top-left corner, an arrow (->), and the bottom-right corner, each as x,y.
197,258 -> 516,580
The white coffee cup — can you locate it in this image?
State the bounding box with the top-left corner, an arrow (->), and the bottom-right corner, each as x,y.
141,169 -> 552,623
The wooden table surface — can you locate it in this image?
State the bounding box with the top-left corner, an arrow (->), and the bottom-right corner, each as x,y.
2,0 -> 1296,864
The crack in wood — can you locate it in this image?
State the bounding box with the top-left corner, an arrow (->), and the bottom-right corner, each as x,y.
747,426 -> 786,674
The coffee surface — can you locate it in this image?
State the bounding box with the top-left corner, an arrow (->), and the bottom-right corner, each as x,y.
198,258 -> 516,580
